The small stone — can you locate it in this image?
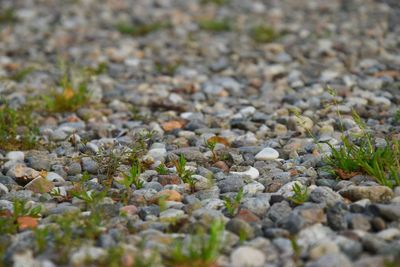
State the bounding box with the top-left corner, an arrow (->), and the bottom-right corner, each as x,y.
119,205 -> 139,216
46,204 -> 80,215
230,246 -> 266,267
6,164 -> 40,185
192,175 -> 210,190
309,242 -> 340,260
310,186 -> 344,207
243,181 -> 265,195
155,189 -> 182,202
6,151 -> 24,161
306,253 -> 352,267
147,147 -> 167,162
339,186 -> 394,203
348,214 -> 371,231
24,177 -> 54,193
25,151 -> 51,171
157,175 -> 181,186
267,201 -> 292,222
218,175 -> 244,193
226,218 -> 255,240
66,162 -> 82,175
81,157 -> 99,174
369,204 -> 400,221
235,209 -> 260,223
327,203 -> 348,231
255,147 -> 279,160
71,246 -> 106,266
213,161 -> 230,172
45,172 -> 65,183
371,217 -> 386,231
376,228 -> 400,241
159,208 -> 185,221
230,166 -> 259,179
241,196 -> 270,217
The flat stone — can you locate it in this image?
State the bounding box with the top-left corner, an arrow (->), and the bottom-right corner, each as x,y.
6,151 -> 24,161
230,246 -> 266,267
230,166 -> 260,179
24,177 -> 54,193
339,186 -> 394,203
45,172 -> 65,183
369,204 -> 400,221
255,147 -> 279,160
310,186 -> 344,207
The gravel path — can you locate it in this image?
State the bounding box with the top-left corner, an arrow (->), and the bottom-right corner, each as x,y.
1,0 -> 400,266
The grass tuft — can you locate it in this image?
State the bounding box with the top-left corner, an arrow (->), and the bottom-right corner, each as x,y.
199,19 -> 231,32
0,101 -> 39,150
250,25 -> 279,43
166,220 -> 225,267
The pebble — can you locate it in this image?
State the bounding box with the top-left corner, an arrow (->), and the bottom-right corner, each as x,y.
6,151 -> 24,161
230,246 -> 266,267
339,186 -> 394,202
230,166 -> 260,179
24,177 -> 54,193
255,147 -> 279,160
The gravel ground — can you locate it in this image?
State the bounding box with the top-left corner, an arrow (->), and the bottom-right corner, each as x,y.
1,0 -> 400,266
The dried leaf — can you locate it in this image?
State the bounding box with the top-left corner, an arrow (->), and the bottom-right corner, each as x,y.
17,216 -> 38,230
336,169 -> 359,180
207,136 -> 230,146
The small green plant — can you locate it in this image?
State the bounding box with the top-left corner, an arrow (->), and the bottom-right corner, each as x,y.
8,67 -> 35,82
223,188 -> 244,217
288,183 -> 308,205
325,109 -> 400,188
174,155 -> 196,193
120,159 -> 144,189
199,19 -> 231,32
42,61 -> 91,113
84,62 -> 108,76
290,236 -> 303,267
155,61 -> 180,76
166,220 -> 225,267
12,200 -> 42,219
72,189 -> 107,208
394,109 -> 400,125
34,227 -> 50,253
0,102 -> 39,150
0,8 -> 17,24
205,139 -> 218,162
156,163 -> 169,175
116,21 -> 167,36
200,0 -> 229,5
44,79 -> 89,112
158,194 -> 168,212
250,25 -> 279,43
0,200 -> 42,235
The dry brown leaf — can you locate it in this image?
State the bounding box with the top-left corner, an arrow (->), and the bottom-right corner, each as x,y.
336,169 -> 359,180
17,216 -> 38,230
207,136 -> 230,147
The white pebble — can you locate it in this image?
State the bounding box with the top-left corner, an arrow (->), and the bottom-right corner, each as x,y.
231,166 -> 260,179
255,147 -> 279,160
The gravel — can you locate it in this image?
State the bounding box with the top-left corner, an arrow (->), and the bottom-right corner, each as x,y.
0,0 -> 399,266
